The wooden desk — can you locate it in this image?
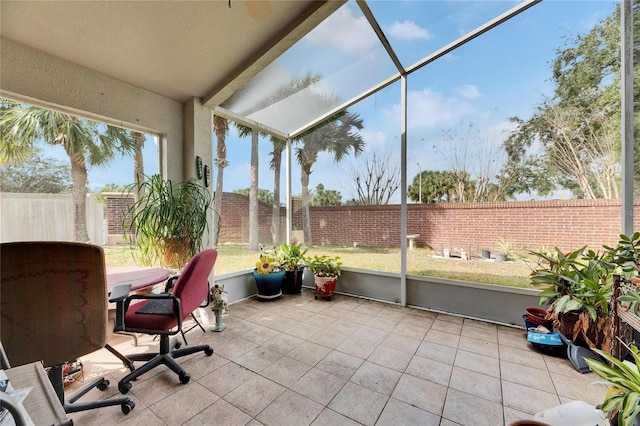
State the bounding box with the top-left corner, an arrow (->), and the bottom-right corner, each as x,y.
106,266 -> 170,293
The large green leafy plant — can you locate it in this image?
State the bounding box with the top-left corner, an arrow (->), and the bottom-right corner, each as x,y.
605,233 -> 640,314
586,343 -> 640,426
307,254 -> 342,277
530,246 -> 613,351
277,238 -> 308,271
123,174 -> 211,268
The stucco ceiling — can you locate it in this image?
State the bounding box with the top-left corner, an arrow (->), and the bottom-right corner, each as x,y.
0,0 -> 343,106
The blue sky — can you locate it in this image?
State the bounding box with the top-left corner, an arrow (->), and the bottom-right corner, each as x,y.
41,1 -> 618,201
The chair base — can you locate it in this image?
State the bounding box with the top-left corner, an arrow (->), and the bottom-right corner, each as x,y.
48,365 -> 135,415
117,336 -> 213,394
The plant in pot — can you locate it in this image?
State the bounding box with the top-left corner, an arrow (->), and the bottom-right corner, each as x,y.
253,249 -> 284,300
123,174 -> 212,269
586,342 -> 640,426
307,254 -> 342,300
606,232 -> 640,305
495,238 -> 515,262
277,238 -> 308,294
530,246 -> 613,353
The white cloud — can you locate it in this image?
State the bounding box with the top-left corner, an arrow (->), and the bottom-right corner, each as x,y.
360,129 -> 391,152
305,6 -> 378,55
384,88 -> 477,129
454,84 -> 480,100
486,120 -> 517,140
384,20 -> 431,41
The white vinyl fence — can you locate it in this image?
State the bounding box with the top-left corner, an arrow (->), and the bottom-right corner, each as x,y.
0,193 -> 105,244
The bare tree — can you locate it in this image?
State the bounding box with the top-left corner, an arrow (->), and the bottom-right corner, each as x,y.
344,147 -> 400,205
440,123 -> 472,202
540,104 -> 618,199
440,121 -> 507,202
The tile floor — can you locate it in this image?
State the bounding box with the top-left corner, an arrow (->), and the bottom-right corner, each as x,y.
66,289 -> 609,426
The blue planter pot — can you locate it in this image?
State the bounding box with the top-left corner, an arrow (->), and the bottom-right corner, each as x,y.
253,270 -> 284,299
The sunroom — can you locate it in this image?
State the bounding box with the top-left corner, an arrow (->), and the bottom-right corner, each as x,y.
0,0 -> 637,423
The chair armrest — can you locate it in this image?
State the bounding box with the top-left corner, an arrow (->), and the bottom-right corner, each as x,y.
110,284 -> 132,332
109,284 -> 132,303
121,293 -> 184,335
0,390 -> 35,426
164,274 -> 179,293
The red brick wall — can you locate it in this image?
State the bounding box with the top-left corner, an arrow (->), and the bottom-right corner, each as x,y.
218,192 -> 286,245
103,192 -> 134,244
106,193 -> 640,254
308,199 -> 639,255
104,192 -> 134,234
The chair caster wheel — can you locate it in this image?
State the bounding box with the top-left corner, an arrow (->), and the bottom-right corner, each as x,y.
118,382 -> 132,394
97,379 -> 109,391
173,341 -> 182,350
121,401 -> 135,414
205,347 -> 214,356
179,372 -> 191,384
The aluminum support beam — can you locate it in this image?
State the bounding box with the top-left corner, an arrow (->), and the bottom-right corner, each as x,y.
621,0 -> 634,235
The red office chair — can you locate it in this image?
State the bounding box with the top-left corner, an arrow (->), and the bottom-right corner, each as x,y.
111,249 -> 217,394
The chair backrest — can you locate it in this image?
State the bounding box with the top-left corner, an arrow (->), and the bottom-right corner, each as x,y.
0,241 -> 108,367
171,249 -> 217,319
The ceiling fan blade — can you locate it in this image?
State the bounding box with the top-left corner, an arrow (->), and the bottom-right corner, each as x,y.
244,0 -> 271,20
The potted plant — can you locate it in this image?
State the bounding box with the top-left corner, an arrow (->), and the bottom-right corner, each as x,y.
495,238 -> 515,262
122,174 -> 211,269
307,254 -> 342,300
277,238 -> 308,294
585,342 -> 640,426
481,248 -> 491,259
530,246 -> 613,353
605,232 -> 640,275
253,249 -> 284,300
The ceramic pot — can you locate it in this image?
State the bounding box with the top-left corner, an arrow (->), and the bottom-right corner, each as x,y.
283,267 -> 304,294
253,270 -> 284,299
315,276 -> 337,299
525,307 -> 552,328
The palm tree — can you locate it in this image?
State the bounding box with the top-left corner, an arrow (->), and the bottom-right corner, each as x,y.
269,136 -> 286,245
0,102 -> 136,241
226,73 -> 322,248
212,114 -> 229,246
232,124 -> 260,250
132,131 -> 145,185
295,111 -> 364,245
235,126 -> 286,247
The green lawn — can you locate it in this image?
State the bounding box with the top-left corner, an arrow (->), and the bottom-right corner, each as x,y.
103,245 -> 536,289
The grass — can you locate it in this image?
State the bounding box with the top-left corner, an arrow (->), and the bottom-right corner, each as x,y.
103,244 -> 536,289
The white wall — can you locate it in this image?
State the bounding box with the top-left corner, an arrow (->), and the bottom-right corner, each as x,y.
0,193 -> 104,244
0,37 -> 185,182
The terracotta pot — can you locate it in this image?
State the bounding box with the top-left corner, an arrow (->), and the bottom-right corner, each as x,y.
161,237 -> 191,267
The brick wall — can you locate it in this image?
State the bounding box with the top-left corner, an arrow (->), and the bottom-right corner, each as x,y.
105,192 -> 640,254
104,192 -> 134,244
308,199 -> 639,255
218,192 -> 286,245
